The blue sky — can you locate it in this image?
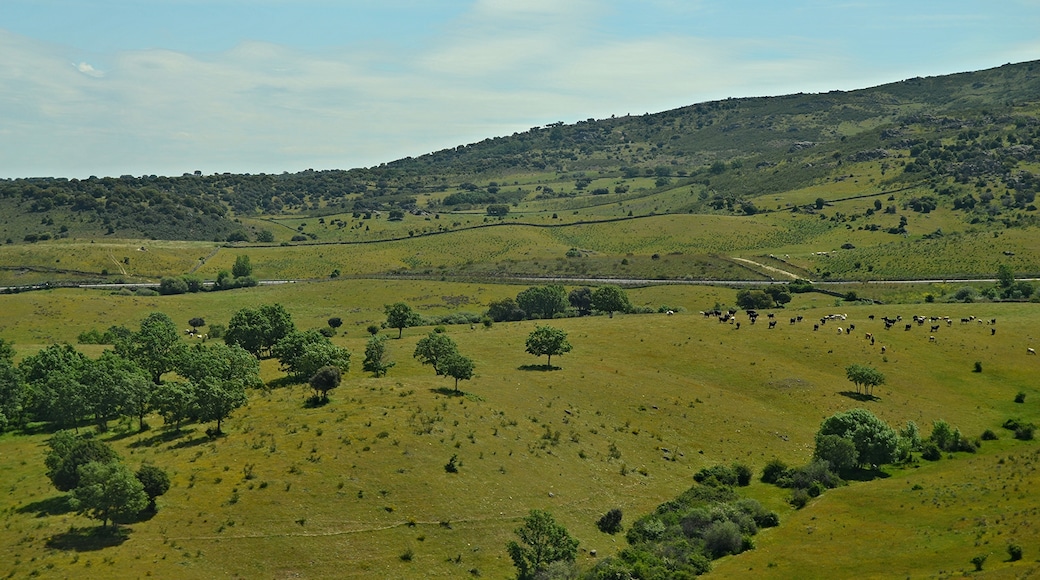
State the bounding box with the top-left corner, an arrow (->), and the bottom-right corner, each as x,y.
2,0 -> 1038,178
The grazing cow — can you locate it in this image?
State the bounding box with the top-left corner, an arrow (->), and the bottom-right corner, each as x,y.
735,322 -> 740,330
868,315 -> 875,320
666,310 -> 674,316
870,336 -> 875,346
930,325 -> 940,332
1028,348 -> 1036,355
837,327 -> 844,335
905,324 -> 912,331
813,324 -> 819,331
990,318 -> 997,325
929,336 -> 936,342
848,324 -> 855,332
797,315 -> 804,322
767,313 -> 775,319
768,320 -> 777,329
790,317 -> 797,324
864,333 -> 873,341
881,346 -> 887,353
991,328 -> 996,335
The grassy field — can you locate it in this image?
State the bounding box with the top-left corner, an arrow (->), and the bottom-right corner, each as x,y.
2,282 -> 1039,578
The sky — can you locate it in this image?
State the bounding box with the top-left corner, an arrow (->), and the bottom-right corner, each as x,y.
2,1 -> 1039,179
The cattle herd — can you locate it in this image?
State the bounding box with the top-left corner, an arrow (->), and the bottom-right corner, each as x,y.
698,308 -> 1035,355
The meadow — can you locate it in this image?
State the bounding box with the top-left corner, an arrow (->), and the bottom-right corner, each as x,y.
2,281 -> 1040,578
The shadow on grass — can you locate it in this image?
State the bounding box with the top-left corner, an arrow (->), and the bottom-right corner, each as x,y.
169,432 -> 221,450
127,428 -> 194,449
267,376 -> 303,390
17,495 -> 74,517
46,526 -> 130,552
838,391 -> 881,402
303,396 -> 330,408
517,364 -> 559,372
431,387 -> 465,397
842,468 -> 892,483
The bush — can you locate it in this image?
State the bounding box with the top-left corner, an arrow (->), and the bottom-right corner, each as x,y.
1015,392 -> 1026,403
760,458 -> 787,484
596,508 -> 623,534
732,463 -> 753,486
980,429 -> 998,441
1008,542 -> 1023,561
971,554 -> 987,571
920,441 -> 942,461
703,520 -> 743,558
789,488 -> 810,509
1015,424 -> 1035,441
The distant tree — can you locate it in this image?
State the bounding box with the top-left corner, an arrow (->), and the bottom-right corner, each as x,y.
591,285 -> 631,317
384,302 -> 422,338
596,508 -> 623,534
363,334 -> 395,377
327,317 -> 343,330
135,464 -> 170,511
294,341 -> 351,382
507,509 -> 579,580
487,204 -> 510,217
80,351 -> 149,432
997,264 -> 1015,289
0,348 -> 24,432
813,433 -> 859,472
525,326 -> 572,368
440,353 -> 475,393
116,312 -> 186,384
845,363 -> 885,396
309,365 -> 341,402
736,289 -> 773,310
815,197 -> 825,209
188,317 -> 206,332
44,432 -> 119,492
232,254 -> 253,278
817,408 -> 899,468
413,332 -> 459,375
486,297 -> 526,322
20,343 -> 90,427
70,461 -> 148,529
272,330 -> 332,378
764,284 -> 792,307
178,343 -> 263,390
388,208 -> 405,221
225,304 -> 296,357
159,277 -> 189,295
193,377 -> 248,434
516,285 -> 568,319
255,229 -> 275,243
568,287 -> 593,316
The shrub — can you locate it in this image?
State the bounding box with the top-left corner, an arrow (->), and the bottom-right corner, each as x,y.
980,429 -> 998,441
703,520 -> 743,558
596,508 -> 623,534
1015,392 -> 1026,403
1008,543 -> 1023,561
971,554 -> 987,571
732,463 -> 753,486
973,361 -> 982,373
760,458 -> 787,484
789,488 -> 810,509
920,441 -> 942,461
1015,424 -> 1035,441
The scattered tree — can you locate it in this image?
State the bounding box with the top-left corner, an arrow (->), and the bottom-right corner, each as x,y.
817,408 -> 899,468
486,297 -> 526,322
363,334 -> 395,377
309,365 -> 341,402
440,353 -> 475,393
525,326 -> 572,368
135,464 -> 170,511
568,287 -> 593,316
516,285 -> 568,319
44,432 -> 119,492
225,304 -> 296,357
70,461 -> 148,529
188,317 -> 206,332
232,254 -> 253,278
413,332 -> 459,375
193,377 -> 248,435
845,364 -> 885,396
116,312 -> 187,384
384,302 -> 422,338
597,508 -> 623,534
591,285 -> 631,317
506,509 -> 579,580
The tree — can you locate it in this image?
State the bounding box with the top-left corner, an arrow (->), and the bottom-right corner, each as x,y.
256,229 -> 274,243
20,343 -> 90,427
817,408 -> 899,468
294,341 -> 351,382
516,285 -> 568,319
591,285 -> 631,317
845,363 -> 885,396
363,334 -> 395,377
272,330 -> 333,378
69,461 -> 148,528
440,353 -> 475,393
486,297 -> 526,322
596,508 -> 623,534
813,433 -> 858,472
327,317 -> 343,330
309,365 -> 341,402
188,317 -> 206,332
525,326 -> 572,368
997,264 -> 1015,289
178,343 -> 263,390
135,464 -> 170,511
384,302 -> 422,338
764,284 -> 792,307
487,204 -> 510,217
506,509 -> 579,580
152,381 -> 196,430
568,287 -> 593,316
193,377 -> 248,434
116,312 -> 186,384
159,277 -> 189,295
225,304 -> 296,357
44,432 -> 119,492
0,355 -> 24,432
80,351 -> 149,432
413,332 -> 459,375
232,254 -> 253,278
736,289 -> 773,310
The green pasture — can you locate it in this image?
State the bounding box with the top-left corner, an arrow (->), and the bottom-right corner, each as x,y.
2,283 -> 1040,578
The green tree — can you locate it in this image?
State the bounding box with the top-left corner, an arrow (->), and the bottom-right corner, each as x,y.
188,317 -> 206,332
487,204 -> 510,217
813,433 -> 859,472
413,332 -> 459,375
363,334 -> 395,377
135,464 -> 170,511
506,509 -> 579,580
309,365 -> 341,402
80,351 -> 149,432
44,432 -> 119,492
193,377 -> 248,434
152,381 -> 196,430
116,312 -> 186,384
516,285 -> 568,319
20,343 -> 90,427
845,363 -> 885,396
232,254 -> 253,278
486,297 -> 526,322
568,287 -> 593,316
440,353 -> 475,393
384,302 -> 422,338
272,330 -> 333,378
256,229 -> 275,243
591,285 -> 631,317
70,461 -> 148,528
178,343 -> 263,389
817,408 -> 899,468
764,284 -> 792,307
295,341 -> 351,382
225,304 -> 296,357
525,326 -> 572,368
997,264 -> 1015,289
0,355 -> 24,432
735,289 -> 773,310
159,277 -> 189,295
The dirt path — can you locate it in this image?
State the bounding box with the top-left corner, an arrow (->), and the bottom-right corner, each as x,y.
730,257 -> 801,280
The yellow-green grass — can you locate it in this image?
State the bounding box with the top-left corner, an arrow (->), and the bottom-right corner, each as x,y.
747,160 -> 892,208
2,285 -> 1040,578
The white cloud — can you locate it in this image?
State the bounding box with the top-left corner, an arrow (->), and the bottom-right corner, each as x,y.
75,62 -> 104,77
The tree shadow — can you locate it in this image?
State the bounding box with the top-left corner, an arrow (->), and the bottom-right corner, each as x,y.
842,468 -> 891,483
431,387 -> 465,397
267,376 -> 302,390
169,432 -> 220,450
838,391 -> 880,402
46,526 -> 130,552
303,395 -> 329,408
517,364 -> 559,372
127,427 -> 194,449
17,495 -> 74,517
